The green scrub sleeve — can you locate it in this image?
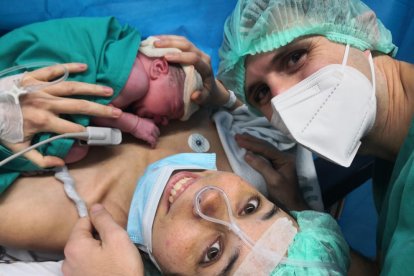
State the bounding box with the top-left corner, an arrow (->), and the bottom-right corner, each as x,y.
373,117 -> 414,275
0,16 -> 141,193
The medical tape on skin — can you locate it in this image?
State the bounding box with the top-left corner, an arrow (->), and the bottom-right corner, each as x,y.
233,217 -> 297,275
0,63 -> 69,143
0,74 -> 25,143
54,166 -> 88,217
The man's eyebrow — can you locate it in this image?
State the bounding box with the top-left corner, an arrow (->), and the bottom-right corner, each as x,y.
261,204 -> 278,221
245,49 -> 284,98
217,247 -> 240,276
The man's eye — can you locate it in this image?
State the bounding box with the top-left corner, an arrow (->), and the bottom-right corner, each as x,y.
286,49 -> 307,71
202,240 -> 222,264
250,84 -> 271,106
241,197 -> 260,215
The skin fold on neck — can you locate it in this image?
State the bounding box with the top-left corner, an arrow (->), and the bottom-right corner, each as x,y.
360,54 -> 414,161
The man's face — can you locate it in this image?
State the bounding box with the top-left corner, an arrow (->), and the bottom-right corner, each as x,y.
244,36 -> 373,120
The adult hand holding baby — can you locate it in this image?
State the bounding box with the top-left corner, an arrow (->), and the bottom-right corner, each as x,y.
1,63 -> 122,168
154,35 -> 242,110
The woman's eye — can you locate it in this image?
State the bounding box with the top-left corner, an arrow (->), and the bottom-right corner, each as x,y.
202,240 -> 222,264
241,197 -> 260,215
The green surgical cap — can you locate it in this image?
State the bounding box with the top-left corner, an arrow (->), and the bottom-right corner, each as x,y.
218,0 -> 398,103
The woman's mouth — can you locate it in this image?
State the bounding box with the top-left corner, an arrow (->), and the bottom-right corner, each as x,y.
166,171 -> 199,208
169,177 -> 192,203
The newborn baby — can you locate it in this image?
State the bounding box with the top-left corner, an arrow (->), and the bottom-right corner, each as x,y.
65,36 -> 203,163
0,17 -> 202,192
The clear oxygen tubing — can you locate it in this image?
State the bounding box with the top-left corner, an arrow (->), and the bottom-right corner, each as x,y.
193,185 -> 345,274
0,62 -> 69,98
194,185 -> 256,248
0,126 -> 122,167
0,131 -> 89,167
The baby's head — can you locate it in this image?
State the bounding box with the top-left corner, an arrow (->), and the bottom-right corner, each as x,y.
133,57 -> 186,126
136,36 -> 203,125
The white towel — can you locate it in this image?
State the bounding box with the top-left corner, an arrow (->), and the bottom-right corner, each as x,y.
0,261 -> 63,276
139,36 -> 203,121
213,105 -> 324,211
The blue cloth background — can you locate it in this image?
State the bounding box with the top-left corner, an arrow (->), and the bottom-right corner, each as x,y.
0,0 -> 237,73
0,0 -> 412,66
0,0 -> 412,260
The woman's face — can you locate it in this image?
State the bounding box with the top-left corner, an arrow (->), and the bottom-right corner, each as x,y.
152,170 -> 295,275
244,36 -> 372,120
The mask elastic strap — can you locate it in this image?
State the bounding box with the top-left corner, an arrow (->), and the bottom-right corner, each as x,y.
194,186 -> 255,248
341,44 -> 376,92
368,52 -> 376,93
341,44 -> 351,70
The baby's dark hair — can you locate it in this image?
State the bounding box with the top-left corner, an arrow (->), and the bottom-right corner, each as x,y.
167,62 -> 186,91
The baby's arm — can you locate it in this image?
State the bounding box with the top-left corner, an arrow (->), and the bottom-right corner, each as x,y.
92,112 -> 160,148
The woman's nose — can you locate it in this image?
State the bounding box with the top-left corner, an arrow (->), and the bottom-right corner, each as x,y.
194,188 -> 229,222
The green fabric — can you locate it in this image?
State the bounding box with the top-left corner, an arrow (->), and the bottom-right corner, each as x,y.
373,117 -> 414,275
271,211 -> 350,275
217,0 -> 398,107
0,17 -> 141,193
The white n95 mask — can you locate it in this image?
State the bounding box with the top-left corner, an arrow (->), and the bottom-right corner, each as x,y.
271,44 -> 376,167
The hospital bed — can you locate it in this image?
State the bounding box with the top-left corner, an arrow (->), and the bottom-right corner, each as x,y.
0,0 -> 413,274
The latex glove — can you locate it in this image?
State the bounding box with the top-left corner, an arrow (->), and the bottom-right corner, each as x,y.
154,35 -> 242,109
235,133 -> 309,211
3,63 -> 122,168
62,204 -> 144,276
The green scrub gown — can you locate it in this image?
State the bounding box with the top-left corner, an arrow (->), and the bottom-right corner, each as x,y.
373,117 -> 414,275
0,17 -> 141,193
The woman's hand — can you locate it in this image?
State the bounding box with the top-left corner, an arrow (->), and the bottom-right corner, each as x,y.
3,63 -> 123,168
154,35 -> 241,109
62,204 -> 144,276
235,133 -> 309,210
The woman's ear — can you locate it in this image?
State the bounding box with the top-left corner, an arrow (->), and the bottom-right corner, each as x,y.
149,58 -> 169,80
363,49 -> 371,58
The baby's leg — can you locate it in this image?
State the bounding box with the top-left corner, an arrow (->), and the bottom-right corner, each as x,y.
64,144 -> 89,164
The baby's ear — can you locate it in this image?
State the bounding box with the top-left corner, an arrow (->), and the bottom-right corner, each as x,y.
149,57 -> 169,79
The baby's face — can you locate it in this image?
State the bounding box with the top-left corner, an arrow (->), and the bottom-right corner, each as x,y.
134,72 -> 184,126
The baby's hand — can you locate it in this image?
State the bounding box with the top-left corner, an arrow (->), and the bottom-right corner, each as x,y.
131,118 -> 160,148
